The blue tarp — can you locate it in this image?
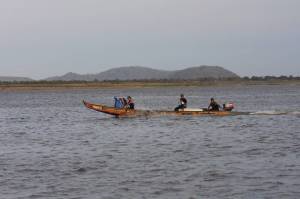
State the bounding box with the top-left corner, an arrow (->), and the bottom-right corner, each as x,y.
114,97 -> 124,108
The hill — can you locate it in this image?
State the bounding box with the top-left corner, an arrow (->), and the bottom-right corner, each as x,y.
0,76 -> 34,82
45,66 -> 239,81
45,72 -> 96,81
170,66 -> 239,80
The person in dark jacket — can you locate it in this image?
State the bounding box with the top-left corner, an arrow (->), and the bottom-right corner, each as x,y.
126,96 -> 135,109
174,94 -> 187,111
208,98 -> 221,111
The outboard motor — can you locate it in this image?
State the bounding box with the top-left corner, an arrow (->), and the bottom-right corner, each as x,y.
223,102 -> 234,111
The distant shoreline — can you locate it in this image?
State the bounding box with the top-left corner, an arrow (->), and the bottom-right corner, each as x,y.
1,80 -> 300,91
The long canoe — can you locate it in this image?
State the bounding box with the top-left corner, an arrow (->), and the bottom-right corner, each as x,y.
83,100 -> 246,117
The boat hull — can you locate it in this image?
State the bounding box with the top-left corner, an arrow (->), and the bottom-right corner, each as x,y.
83,100 -> 244,117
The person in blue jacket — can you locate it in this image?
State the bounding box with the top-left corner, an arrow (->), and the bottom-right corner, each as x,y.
114,97 -> 127,108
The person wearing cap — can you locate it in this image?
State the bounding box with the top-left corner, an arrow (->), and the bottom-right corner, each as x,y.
126,96 -> 135,109
208,98 -> 221,111
174,94 -> 187,111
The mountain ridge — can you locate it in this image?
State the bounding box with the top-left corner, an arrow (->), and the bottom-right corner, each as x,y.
0,66 -> 240,82
45,65 -> 239,81
0,76 -> 34,82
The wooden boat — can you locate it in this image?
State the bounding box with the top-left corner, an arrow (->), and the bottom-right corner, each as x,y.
83,100 -> 246,117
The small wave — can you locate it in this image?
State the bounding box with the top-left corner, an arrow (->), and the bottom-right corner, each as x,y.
76,168 -> 87,173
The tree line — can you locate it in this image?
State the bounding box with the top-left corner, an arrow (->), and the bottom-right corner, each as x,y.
0,76 -> 300,84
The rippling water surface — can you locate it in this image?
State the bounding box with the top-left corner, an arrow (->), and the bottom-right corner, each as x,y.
1,85 -> 300,198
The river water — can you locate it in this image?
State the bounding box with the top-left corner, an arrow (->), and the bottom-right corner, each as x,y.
0,85 -> 300,198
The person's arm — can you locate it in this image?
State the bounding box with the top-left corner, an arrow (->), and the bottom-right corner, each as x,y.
208,103 -> 211,109
179,98 -> 183,105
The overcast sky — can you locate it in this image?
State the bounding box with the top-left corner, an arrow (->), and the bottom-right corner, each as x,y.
0,0 -> 299,79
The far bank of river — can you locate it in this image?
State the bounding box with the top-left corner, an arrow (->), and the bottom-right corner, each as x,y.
1,80 -> 300,92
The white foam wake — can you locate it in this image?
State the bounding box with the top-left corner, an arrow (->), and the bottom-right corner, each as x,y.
250,110 -> 288,115
250,110 -> 300,115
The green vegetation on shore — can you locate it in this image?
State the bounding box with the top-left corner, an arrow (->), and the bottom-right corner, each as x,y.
1,76 -> 300,91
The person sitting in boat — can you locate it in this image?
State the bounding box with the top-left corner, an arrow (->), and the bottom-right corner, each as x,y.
174,94 -> 187,111
208,98 -> 221,111
126,96 -> 135,109
114,97 -> 127,108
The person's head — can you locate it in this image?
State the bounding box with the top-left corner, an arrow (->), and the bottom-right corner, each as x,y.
127,96 -> 131,100
211,98 -> 214,102
180,94 -> 184,97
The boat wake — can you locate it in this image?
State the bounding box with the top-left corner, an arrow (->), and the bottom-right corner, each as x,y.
250,110 -> 300,116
